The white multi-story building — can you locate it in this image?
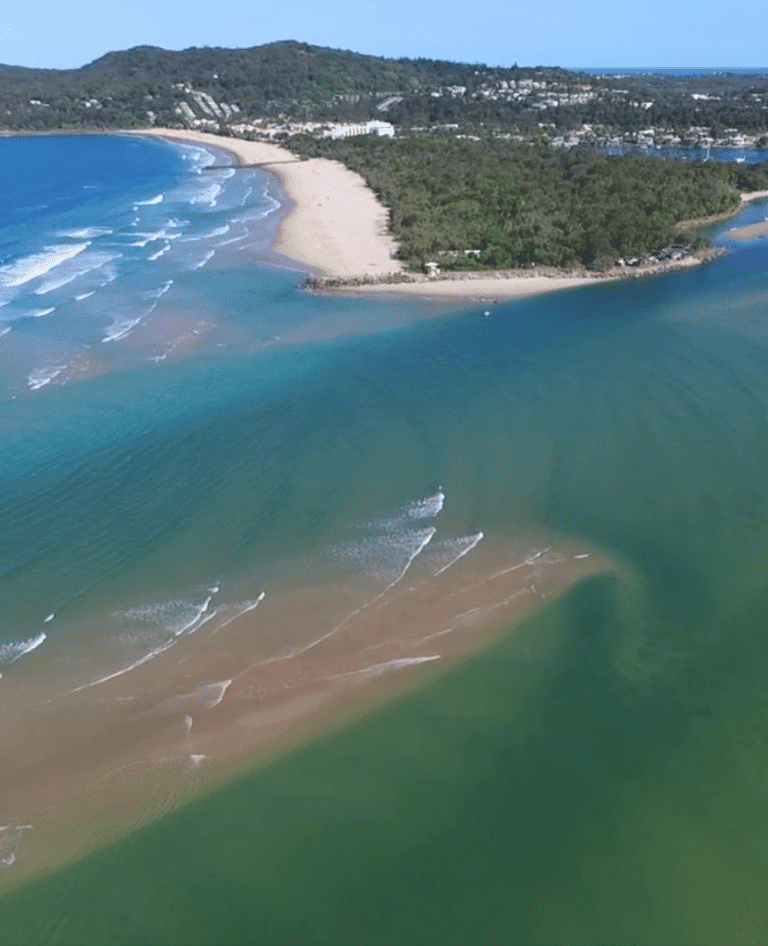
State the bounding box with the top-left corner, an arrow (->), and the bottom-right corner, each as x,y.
328,120 -> 395,139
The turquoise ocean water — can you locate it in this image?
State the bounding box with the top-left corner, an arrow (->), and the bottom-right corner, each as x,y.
2,135 -> 768,943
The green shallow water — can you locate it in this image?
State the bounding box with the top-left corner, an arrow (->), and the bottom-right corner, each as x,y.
3,568 -> 768,945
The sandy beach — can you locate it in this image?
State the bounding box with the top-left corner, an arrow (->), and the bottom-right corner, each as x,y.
129,128 -> 403,279
321,272 -> 613,301
742,189 -> 768,204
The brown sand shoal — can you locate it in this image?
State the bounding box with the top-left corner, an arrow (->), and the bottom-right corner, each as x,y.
726,219 -> 768,241
0,533 -> 609,889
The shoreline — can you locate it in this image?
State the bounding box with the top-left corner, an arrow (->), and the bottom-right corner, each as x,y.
304,248 -> 726,302
674,189 -> 768,231
122,127 -> 403,280
6,127 -> 762,302
135,128 -> 759,303
725,217 -> 768,241
125,129 -> 728,303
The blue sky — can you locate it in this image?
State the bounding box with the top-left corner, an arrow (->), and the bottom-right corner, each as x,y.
1,0 -> 766,70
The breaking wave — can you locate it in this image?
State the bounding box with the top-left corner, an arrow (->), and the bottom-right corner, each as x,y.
0,632 -> 47,669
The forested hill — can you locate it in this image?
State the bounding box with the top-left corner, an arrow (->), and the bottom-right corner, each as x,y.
0,42 -> 573,131
2,42 -> 767,141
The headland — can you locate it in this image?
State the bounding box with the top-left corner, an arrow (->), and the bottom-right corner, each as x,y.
135,128 -> 729,304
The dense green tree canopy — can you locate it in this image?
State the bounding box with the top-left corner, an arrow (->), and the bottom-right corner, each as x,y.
291,135 -> 768,269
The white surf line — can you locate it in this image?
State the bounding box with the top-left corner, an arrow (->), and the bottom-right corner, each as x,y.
489,547 -> 551,579
232,529 -> 438,681
412,625 -> 457,646
370,490 -> 445,532
433,531 -> 485,576
285,527 -> 438,657
136,194 -> 164,206
0,632 -> 47,673
325,655 -> 441,682
62,638 -> 177,696
0,825 -> 32,867
174,585 -> 218,636
61,589 -> 221,697
444,547 -> 552,602
183,713 -> 195,756
407,490 -> 445,520
194,679 -> 232,708
385,530 -> 486,604
203,592 -> 266,638
187,607 -> 219,634
450,588 -> 530,627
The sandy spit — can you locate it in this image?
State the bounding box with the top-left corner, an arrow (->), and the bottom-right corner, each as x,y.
727,219 -> 768,241
741,189 -> 768,204
322,273 -> 614,302
118,129 -> 751,300
126,129 -> 601,300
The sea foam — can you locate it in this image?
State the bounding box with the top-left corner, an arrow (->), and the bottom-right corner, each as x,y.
430,531 -> 485,576
33,251 -> 119,295
147,242 -> 171,261
134,194 -> 164,207
407,490 -> 445,520
0,826 -> 32,868
28,365 -> 66,390
0,632 -> 47,668
331,655 -> 441,680
58,227 -> 113,239
191,250 -> 215,270
332,527 -> 436,590
0,243 -> 90,288
67,587 -> 221,694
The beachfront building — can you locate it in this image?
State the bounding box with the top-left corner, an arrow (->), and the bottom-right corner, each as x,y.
327,120 -> 395,139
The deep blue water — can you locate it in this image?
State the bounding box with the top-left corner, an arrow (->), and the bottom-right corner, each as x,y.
576,66 -> 768,75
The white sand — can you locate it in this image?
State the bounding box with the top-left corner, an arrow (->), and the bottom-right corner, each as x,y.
741,189 -> 768,204
329,273 -> 613,301
126,128 -> 403,279
728,219 -> 768,241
